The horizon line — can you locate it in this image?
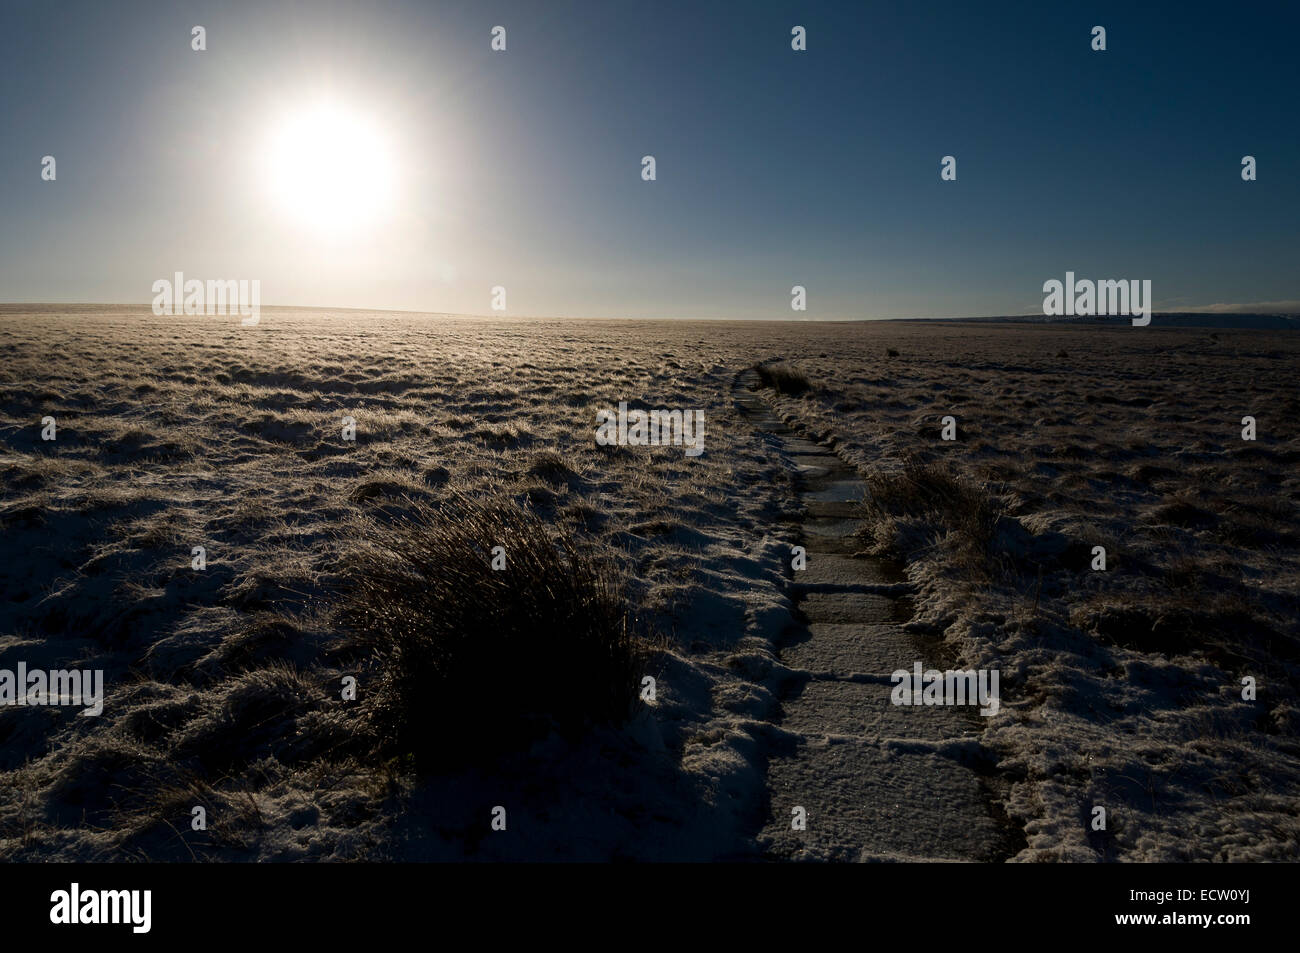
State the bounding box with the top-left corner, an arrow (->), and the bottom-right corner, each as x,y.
1,302 -> 1297,324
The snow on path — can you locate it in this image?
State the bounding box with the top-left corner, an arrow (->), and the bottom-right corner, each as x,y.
733,368 -> 1020,862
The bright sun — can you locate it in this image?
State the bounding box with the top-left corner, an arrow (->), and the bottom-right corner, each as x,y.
267,103 -> 397,234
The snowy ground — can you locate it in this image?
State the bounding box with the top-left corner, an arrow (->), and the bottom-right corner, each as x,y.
1,307 -> 1295,860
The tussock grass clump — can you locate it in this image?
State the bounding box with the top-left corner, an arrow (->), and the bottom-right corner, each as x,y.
1072,597 -> 1299,673
753,361 -> 813,395
527,449 -> 580,485
338,493 -> 645,768
860,455 -> 1005,560
172,663 -> 323,772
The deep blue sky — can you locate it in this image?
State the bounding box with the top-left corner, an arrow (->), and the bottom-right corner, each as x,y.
2,0 -> 1297,318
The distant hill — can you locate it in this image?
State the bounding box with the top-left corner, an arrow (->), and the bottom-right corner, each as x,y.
909,313 -> 1300,330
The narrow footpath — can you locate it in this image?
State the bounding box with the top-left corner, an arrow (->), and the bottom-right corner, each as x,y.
734,367 -> 1022,861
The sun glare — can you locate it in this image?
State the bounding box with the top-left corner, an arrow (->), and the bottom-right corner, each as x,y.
266,102 -> 397,234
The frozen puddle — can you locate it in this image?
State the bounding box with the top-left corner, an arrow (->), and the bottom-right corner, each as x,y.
733,367 -> 1019,862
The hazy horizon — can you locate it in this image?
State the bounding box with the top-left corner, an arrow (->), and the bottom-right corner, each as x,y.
2,302 -> 1297,325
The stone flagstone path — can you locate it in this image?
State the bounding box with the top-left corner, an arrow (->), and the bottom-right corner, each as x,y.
734,367 -> 1021,862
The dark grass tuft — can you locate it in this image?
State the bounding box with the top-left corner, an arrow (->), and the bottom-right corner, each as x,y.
753,361 -> 813,395
861,454 -> 1006,557
1072,598 -> 1299,674
336,493 -> 646,769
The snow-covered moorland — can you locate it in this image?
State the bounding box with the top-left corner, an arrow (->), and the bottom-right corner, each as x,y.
1,307 -> 1295,861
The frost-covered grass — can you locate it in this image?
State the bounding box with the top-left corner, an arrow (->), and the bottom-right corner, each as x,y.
0,307 -> 796,860
767,321 -> 1300,861
1,307 -> 1295,861
752,361 -> 814,396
